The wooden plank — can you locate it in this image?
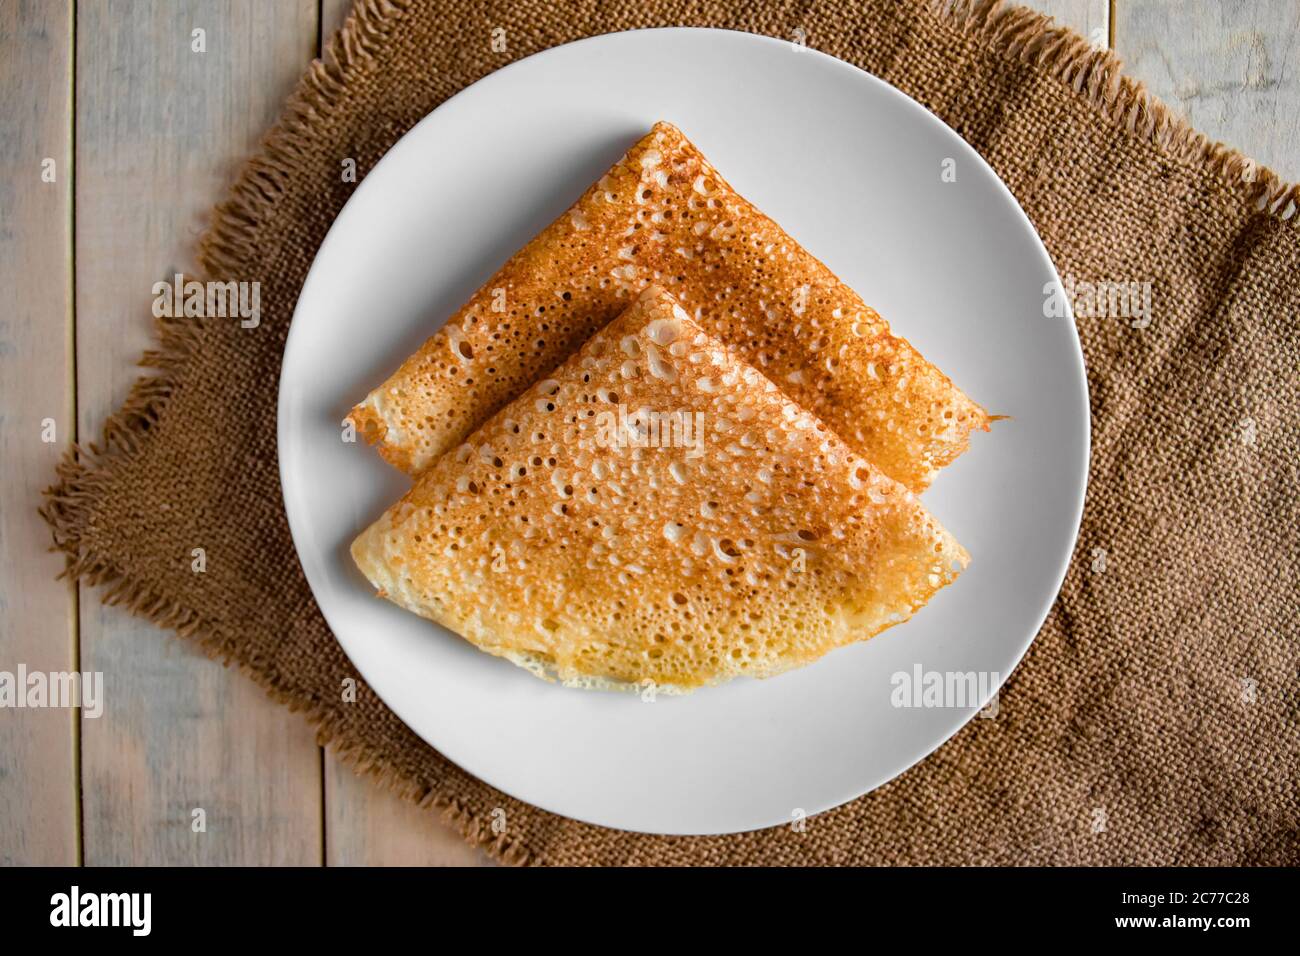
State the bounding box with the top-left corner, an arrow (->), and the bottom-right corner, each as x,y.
1029,0 -> 1111,47
312,0 -> 492,867
320,0 -> 353,51
325,760 -> 495,866
313,0 -> 495,864
1116,0 -> 1300,183
0,0 -> 79,867
74,0 -> 322,865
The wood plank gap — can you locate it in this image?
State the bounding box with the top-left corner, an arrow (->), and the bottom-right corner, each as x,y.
74,0 -> 324,864
68,0 -> 84,869
320,746 -> 328,866
317,0 -> 328,869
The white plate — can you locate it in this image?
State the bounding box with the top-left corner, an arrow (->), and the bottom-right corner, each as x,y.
279,28 -> 1088,835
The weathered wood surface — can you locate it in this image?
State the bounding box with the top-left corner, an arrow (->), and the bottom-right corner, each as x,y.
2,0 -> 1293,864
1116,0 -> 1300,183
73,0 -> 322,865
1033,0 -> 1110,47
0,0 -> 79,867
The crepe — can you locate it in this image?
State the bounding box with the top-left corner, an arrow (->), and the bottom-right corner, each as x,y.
348,121 -> 988,493
352,286 -> 968,692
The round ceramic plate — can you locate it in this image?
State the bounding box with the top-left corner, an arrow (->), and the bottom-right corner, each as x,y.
279,28 -> 1088,835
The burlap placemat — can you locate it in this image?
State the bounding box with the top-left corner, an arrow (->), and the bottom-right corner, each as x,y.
42,0 -> 1299,865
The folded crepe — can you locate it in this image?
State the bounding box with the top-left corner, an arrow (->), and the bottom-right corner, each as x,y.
352,287 -> 967,692
348,121 -> 988,493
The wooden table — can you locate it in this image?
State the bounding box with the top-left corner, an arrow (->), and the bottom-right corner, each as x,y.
3,0 -> 1297,865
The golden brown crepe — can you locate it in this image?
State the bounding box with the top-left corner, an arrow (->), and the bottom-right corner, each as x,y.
348,121 -> 988,493
352,287 -> 967,692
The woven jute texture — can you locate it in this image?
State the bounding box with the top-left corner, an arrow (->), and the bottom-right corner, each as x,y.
43,0 -> 1299,865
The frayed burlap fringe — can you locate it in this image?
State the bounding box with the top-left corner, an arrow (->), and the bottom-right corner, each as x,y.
934,0 -> 1299,218
41,0 -> 1298,866
199,0 -> 416,280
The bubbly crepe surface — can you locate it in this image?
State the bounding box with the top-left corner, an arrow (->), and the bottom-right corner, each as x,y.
349,121 -> 988,492
352,287 -> 967,691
